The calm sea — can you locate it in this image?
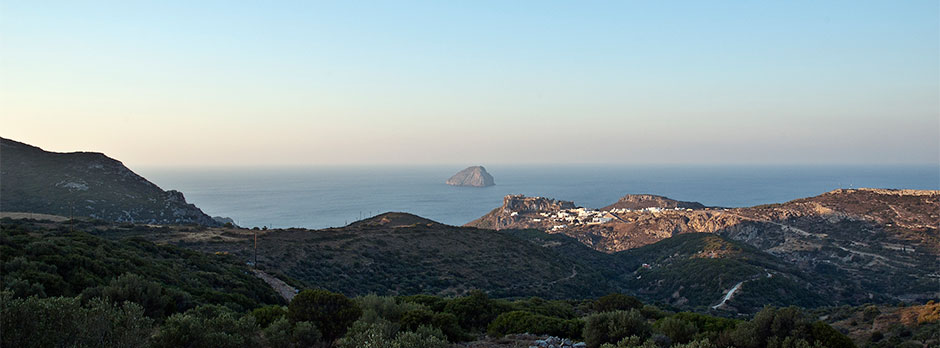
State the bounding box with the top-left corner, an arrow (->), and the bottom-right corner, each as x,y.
136,165 -> 939,229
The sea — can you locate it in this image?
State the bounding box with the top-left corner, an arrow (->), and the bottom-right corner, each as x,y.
136,165 -> 939,229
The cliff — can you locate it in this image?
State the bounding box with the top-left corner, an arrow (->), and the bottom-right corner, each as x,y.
0,137 -> 219,226
446,166 -> 495,187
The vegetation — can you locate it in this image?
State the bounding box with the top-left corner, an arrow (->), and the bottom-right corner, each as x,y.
287,289 -> 362,341
487,310 -> 583,338
1,219 -> 924,348
1,292 -> 153,348
0,219 -> 282,316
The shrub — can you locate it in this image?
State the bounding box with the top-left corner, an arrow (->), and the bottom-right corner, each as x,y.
723,306 -> 854,348
150,305 -> 259,348
399,294 -> 448,312
444,289 -> 498,331
511,297 -> 577,319
592,294 -> 643,313
583,310 -> 651,348
639,304 -> 667,320
288,289 -> 361,342
263,317 -> 293,347
655,316 -> 698,344
810,321 -> 855,348
1,293 -> 152,348
671,312 -> 738,335
598,336 -> 654,348
252,305 -> 287,328
336,319 -> 399,348
400,308 -> 468,342
293,321 -> 323,347
390,325 -> 449,348
487,310 -> 583,339
673,339 -> 718,348
357,293 -> 427,323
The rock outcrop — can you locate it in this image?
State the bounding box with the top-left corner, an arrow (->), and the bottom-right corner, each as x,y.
467,194 -> 577,230
446,166 -> 495,187
603,194 -> 706,210
0,137 -> 219,226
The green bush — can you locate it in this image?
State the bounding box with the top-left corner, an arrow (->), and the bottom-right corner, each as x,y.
288,289 -> 361,342
150,305 -> 259,348
399,294 -> 448,312
511,297 -> 577,319
357,293 -> 427,323
252,305 -> 287,328
487,310 -> 583,339
810,321 -> 855,348
654,316 -> 698,344
721,306 -> 855,348
583,310 -> 651,348
263,317 -> 293,347
1,293 -> 152,348
390,325 -> 449,348
400,308 -> 468,342
337,319 -> 399,348
444,290 -> 499,331
293,321 -> 323,347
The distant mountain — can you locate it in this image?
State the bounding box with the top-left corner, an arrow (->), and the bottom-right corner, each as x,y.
0,137 -> 218,226
446,166 -> 495,187
468,188 -> 940,305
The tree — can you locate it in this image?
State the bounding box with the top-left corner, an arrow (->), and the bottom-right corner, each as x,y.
583,310 -> 651,348
1,293 -> 152,348
655,316 -> 699,344
443,289 -> 497,330
252,305 -> 287,328
150,305 -> 260,348
288,289 -> 361,342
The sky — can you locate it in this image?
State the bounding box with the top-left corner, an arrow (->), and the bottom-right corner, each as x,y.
1,1 -> 938,166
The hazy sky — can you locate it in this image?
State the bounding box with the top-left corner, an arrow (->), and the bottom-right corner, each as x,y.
1,1 -> 938,166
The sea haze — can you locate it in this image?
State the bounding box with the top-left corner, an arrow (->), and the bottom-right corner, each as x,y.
136,165 -> 939,229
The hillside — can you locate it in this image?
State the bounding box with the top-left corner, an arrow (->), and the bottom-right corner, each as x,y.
13,211 -> 891,315
467,189 -> 940,305
0,218 -> 283,313
0,137 -> 218,225
613,233 -> 828,314
113,213 -> 620,300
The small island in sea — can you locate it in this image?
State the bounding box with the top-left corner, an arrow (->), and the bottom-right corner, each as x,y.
446,166 -> 495,187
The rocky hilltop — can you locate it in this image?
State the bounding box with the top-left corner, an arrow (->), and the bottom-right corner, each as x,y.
446,166 -> 495,187
468,194 -> 576,230
0,137 -> 218,226
602,194 -> 706,211
467,189 -> 940,304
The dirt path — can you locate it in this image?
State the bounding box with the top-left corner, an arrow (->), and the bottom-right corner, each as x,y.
546,266 -> 578,285
252,269 -> 298,301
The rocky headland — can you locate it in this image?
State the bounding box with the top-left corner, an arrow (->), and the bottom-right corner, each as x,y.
0,137 -> 218,226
